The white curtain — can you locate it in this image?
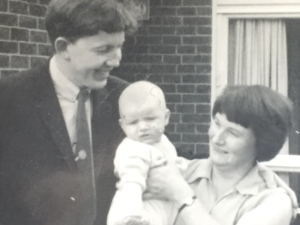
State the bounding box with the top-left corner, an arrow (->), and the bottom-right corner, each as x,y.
228,19 -> 288,96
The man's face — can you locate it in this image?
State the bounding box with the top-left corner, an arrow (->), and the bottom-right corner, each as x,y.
64,31 -> 125,89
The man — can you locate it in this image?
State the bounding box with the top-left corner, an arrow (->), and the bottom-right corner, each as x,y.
0,0 -> 139,224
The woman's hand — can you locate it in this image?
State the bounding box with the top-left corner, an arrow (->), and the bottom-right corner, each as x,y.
143,161 -> 194,206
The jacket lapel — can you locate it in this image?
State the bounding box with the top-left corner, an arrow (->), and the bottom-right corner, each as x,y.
33,62 -> 77,170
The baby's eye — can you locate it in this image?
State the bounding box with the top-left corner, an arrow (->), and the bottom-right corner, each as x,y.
145,117 -> 155,121
129,120 -> 138,125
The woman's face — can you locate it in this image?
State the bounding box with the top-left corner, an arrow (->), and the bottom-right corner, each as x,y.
208,113 -> 257,170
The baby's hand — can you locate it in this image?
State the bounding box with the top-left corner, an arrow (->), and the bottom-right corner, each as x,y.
115,216 -> 149,225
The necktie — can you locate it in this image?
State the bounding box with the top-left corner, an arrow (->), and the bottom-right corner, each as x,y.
75,88 -> 96,225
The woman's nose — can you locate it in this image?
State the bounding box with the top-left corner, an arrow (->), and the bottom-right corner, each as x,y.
106,48 -> 122,67
211,129 -> 226,146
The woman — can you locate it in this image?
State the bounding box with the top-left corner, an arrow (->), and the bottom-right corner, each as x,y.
146,85 -> 295,225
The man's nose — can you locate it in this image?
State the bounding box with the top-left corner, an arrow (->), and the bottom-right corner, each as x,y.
106,48 -> 122,67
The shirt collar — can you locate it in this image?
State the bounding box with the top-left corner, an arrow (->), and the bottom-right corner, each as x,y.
49,56 -> 79,102
184,158 -> 264,196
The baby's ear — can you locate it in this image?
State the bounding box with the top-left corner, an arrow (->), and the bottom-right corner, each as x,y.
165,109 -> 170,125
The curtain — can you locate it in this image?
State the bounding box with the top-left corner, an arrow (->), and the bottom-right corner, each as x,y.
228,19 -> 288,96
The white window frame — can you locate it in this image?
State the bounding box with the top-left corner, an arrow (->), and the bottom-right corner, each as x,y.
211,0 -> 300,175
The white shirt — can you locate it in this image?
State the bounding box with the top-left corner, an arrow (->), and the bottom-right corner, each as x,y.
49,56 -> 92,153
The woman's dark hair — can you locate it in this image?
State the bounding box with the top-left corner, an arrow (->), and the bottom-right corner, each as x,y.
212,85 -> 293,162
45,0 -> 141,45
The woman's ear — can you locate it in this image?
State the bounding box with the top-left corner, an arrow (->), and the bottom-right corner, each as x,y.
54,37 -> 70,59
164,109 -> 170,126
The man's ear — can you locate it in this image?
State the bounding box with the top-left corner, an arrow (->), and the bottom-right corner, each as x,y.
54,37 -> 70,59
164,109 -> 170,126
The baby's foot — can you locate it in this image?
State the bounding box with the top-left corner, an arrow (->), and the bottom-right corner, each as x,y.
116,216 -> 149,225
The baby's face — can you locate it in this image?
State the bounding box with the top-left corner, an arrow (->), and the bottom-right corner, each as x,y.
119,102 -> 170,145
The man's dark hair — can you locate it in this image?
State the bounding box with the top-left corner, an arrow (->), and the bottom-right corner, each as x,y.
45,0 -> 140,45
212,85 -> 293,162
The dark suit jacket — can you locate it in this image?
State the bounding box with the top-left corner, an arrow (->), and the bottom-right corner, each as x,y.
0,61 -> 127,225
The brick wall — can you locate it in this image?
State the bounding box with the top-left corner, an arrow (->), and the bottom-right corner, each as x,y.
0,0 -> 52,78
114,0 -> 212,159
0,0 -> 212,159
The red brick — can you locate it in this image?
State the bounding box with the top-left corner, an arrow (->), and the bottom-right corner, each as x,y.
177,124 -> 195,133
163,36 -> 181,44
177,84 -> 195,93
9,1 -> 28,15
175,26 -> 196,35
167,132 -> 181,142
21,0 -> 38,3
197,45 -> 211,54
30,30 -> 48,43
183,17 -> 211,26
165,123 -> 175,133
196,104 -> 211,114
183,75 -> 210,83
0,54 -> 9,67
182,114 -> 210,123
176,104 -> 195,113
0,27 -> 9,40
159,84 -> 176,93
11,28 -> 29,41
19,15 -> 37,29
196,84 -> 210,94
118,64 -> 150,74
163,75 -> 181,83
151,64 -> 176,73
163,16 -> 182,26
38,18 -> 45,30
197,26 -> 212,35
145,16 -> 162,26
148,26 -> 176,35
196,124 -> 210,133
176,143 -> 195,158
177,65 -> 195,73
182,36 -> 211,45
123,45 -> 148,54
0,0 -> 8,12
166,103 -> 176,111
150,0 -> 162,6
121,55 -> 135,63
30,56 -> 47,67
195,144 -> 209,155
0,41 -> 18,53
163,55 -> 181,64
136,36 -> 162,45
135,55 -> 162,63
196,65 -> 211,73
11,55 -> 29,68
177,7 -> 196,15
197,7 -> 212,16
162,0 -> 181,6
182,0 -> 211,6
1,69 -> 19,77
29,4 -> 46,17
182,55 -> 211,64
150,7 -> 176,16
178,46 -> 196,54
169,113 -> 180,123
149,45 -> 176,54
182,94 -> 210,103
38,44 -> 53,56
145,74 -> 163,83
0,13 -> 18,26
165,93 -> 181,103
20,43 -> 37,55
182,133 -> 208,143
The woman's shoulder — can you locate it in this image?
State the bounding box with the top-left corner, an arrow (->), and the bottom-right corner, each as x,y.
180,158 -> 212,183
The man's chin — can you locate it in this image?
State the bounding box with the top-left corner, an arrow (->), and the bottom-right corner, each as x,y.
89,79 -> 108,90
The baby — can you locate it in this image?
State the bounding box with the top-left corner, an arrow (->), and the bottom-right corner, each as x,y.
107,81 -> 184,225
